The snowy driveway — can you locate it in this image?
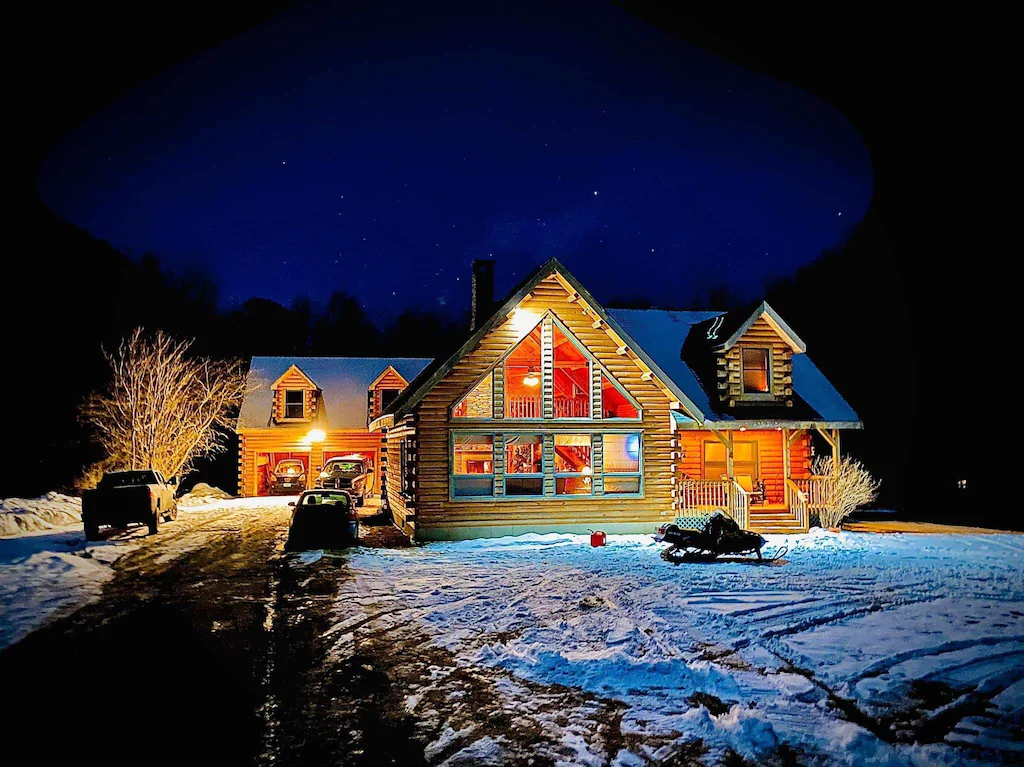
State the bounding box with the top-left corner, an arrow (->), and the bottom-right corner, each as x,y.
339,530 -> 1024,765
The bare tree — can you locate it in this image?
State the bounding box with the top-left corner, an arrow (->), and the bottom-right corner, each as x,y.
812,455 -> 881,528
80,328 -> 251,481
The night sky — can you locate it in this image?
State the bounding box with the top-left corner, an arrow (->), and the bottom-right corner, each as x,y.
37,2 -> 872,324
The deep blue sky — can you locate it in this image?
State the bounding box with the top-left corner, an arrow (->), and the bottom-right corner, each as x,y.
37,2 -> 872,323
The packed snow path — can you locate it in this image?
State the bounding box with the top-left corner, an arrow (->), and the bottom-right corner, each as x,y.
340,530 -> 1024,765
2,496 -> 1021,766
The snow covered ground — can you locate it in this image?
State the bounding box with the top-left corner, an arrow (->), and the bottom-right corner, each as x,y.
0,492 -> 83,536
0,487 -> 248,649
340,529 -> 1024,765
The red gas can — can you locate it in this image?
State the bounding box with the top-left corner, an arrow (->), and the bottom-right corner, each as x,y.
590,530 -> 607,547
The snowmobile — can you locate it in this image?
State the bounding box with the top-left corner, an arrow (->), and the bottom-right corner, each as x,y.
654,512 -> 785,563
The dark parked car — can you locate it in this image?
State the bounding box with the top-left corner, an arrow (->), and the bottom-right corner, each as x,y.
285,490 -> 358,551
269,459 -> 307,495
82,470 -> 179,539
314,455 -> 370,506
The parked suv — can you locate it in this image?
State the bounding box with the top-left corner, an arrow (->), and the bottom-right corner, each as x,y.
269,459 -> 307,495
315,455 -> 370,506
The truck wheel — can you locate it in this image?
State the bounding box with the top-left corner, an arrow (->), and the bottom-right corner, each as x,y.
148,512 -> 159,535
84,521 -> 100,541
167,502 -> 178,521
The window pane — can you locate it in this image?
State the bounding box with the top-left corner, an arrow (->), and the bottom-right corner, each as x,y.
604,434 -> 640,473
505,435 -> 542,474
601,374 -> 638,418
554,434 -> 591,472
505,476 -> 543,496
704,442 -> 726,462
453,435 -> 493,475
734,441 -> 757,462
556,476 -> 592,495
505,327 -> 543,418
284,390 -> 304,418
453,476 -> 493,497
742,348 -> 770,393
604,476 -> 641,495
553,326 -> 590,417
453,372 -> 493,418
380,388 -> 401,411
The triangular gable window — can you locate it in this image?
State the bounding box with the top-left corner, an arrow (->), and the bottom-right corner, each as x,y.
452,372 -> 493,419
504,324 -> 543,418
600,373 -> 640,419
553,323 -> 590,418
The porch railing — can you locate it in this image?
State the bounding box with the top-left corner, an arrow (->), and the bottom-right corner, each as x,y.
785,478 -> 809,530
679,478 -> 748,530
792,476 -> 833,511
504,396 -> 590,419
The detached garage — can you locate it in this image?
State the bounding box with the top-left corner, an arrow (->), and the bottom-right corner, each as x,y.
236,357 -> 432,497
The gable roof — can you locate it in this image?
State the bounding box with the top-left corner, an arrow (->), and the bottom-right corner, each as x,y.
708,300 -> 807,353
614,307 -> 858,425
270,363 -> 319,391
385,258 -> 711,423
238,357 -> 433,430
367,364 -> 409,390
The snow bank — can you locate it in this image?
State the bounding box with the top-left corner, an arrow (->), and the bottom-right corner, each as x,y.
0,492 -> 82,537
177,482 -> 234,508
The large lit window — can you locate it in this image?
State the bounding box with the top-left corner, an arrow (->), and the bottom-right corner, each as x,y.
553,325 -> 590,418
453,373 -> 493,418
452,435 -> 494,497
284,389 -> 304,419
703,440 -> 758,481
741,348 -> 770,394
603,434 -> 641,495
554,434 -> 592,495
601,373 -> 639,419
504,435 -> 543,496
504,327 -> 542,418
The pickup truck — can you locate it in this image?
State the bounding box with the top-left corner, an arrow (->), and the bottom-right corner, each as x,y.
82,470 -> 179,539
314,455 -> 371,506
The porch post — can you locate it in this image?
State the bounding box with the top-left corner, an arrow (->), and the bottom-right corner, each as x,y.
782,428 -> 790,480
726,431 -> 734,478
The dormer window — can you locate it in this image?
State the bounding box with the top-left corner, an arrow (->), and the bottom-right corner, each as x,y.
741,348 -> 770,394
380,388 -> 401,413
284,389 -> 305,419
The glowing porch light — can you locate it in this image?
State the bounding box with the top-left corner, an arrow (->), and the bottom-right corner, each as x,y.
307,428 -> 326,443
522,367 -> 540,387
509,306 -> 539,335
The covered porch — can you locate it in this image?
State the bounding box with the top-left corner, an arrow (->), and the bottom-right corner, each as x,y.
672,419 -> 852,533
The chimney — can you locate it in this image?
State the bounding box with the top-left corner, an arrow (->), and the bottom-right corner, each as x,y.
471,259 -> 495,331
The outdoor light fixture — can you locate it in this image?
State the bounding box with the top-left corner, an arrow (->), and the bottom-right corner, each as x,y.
307,428 -> 326,443
581,465 -> 592,474
523,368 -> 540,387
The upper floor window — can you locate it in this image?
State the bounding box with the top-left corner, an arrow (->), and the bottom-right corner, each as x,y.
505,326 -> 542,418
284,389 -> 305,419
741,348 -> 770,394
553,325 -> 590,418
453,372 -> 494,418
380,388 -> 402,413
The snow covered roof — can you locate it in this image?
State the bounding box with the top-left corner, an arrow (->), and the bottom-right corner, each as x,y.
238,356 -> 433,430
608,308 -> 860,425
387,259 -> 713,422
606,309 -> 722,418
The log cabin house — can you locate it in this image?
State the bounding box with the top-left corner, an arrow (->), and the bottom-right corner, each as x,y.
236,357 -> 431,496
370,259 -> 861,541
